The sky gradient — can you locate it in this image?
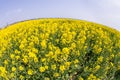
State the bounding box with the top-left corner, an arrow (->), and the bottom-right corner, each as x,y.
0,0 -> 120,31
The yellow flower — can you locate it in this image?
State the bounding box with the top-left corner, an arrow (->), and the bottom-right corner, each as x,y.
29,42 -> 34,47
111,54 -> 114,58
53,73 -> 60,77
62,48 -> 69,54
45,65 -> 48,70
61,39 -> 66,44
4,60 -> 8,65
94,65 -> 100,71
16,55 -> 20,60
62,33 -> 67,39
93,45 -> 102,54
12,67 -> 16,72
79,77 -> 84,80
118,52 -> 120,57
51,64 -> 56,70
65,62 -> 71,69
117,65 -> 120,70
76,50 -> 80,56
27,69 -> 33,75
48,51 -> 54,56
10,73 -> 14,78
60,65 -> 65,72
34,37 -> 39,44
74,59 -> 79,64
28,52 -> 36,58
44,77 -> 50,80
22,56 -> 28,64
87,74 -> 97,80
0,53 -> 2,58
10,54 -> 15,59
48,44 -> 53,50
14,49 -> 20,54
0,66 -> 7,77
19,44 -> 24,49
12,61 -> 15,64
20,75 -> 24,80
97,56 -> 103,63
71,42 -> 76,49
67,33 -> 73,42
41,40 -> 47,49
75,64 -> 78,68
55,48 -> 61,55
110,62 -> 114,67
32,48 -> 38,53
34,57 -> 38,63
39,66 -> 45,73
41,58 -> 46,62
19,66 -> 24,71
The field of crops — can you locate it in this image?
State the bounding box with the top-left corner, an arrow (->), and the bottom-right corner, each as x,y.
0,18 -> 120,80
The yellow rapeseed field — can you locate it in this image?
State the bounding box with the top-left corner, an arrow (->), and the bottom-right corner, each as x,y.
0,18 -> 120,80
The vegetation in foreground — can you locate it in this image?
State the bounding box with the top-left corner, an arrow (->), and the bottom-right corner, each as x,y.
0,18 -> 120,80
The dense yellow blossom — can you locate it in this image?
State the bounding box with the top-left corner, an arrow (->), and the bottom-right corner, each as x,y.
10,54 -> 15,59
79,77 -> 84,80
10,73 -> 14,78
87,74 -> 97,80
22,56 -> 28,64
20,75 -> 24,80
44,77 -> 50,80
0,67 -> 7,78
41,40 -> 47,49
51,64 -> 56,70
62,47 -> 69,54
12,67 -> 16,72
27,69 -> 33,75
28,52 -> 36,58
39,66 -> 46,73
0,18 -> 120,79
19,66 -> 24,71
60,65 -> 65,72
53,73 -> 60,77
4,60 -> 8,65
34,57 -> 38,63
97,56 -> 103,63
45,65 -> 48,70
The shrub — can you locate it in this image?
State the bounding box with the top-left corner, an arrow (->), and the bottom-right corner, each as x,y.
0,18 -> 120,80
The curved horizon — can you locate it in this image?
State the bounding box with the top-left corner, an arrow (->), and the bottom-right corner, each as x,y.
0,0 -> 120,31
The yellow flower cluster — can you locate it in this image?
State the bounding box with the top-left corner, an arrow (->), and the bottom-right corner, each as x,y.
0,18 -> 120,80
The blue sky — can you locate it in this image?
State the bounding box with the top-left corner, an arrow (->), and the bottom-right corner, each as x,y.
0,0 -> 120,31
